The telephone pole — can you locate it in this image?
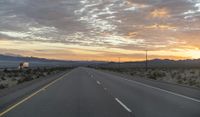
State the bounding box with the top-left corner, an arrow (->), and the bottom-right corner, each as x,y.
118,57 -> 121,69
145,50 -> 148,72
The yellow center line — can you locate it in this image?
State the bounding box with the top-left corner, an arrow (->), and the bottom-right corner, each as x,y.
0,72 -> 69,117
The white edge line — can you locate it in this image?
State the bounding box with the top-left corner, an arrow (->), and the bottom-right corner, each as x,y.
115,98 -> 132,113
90,69 -> 200,103
123,78 -> 200,103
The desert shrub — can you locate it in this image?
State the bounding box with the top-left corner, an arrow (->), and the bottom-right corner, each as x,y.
198,71 -> 200,77
147,71 -> 166,80
130,72 -> 136,76
177,79 -> 183,84
148,72 -> 157,80
13,72 -> 19,77
25,69 -> 32,74
190,70 -> 195,74
17,77 -> 25,84
11,78 -> 16,81
188,79 -> 197,86
1,76 -> 6,80
183,77 -> 187,81
0,83 -> 8,89
0,84 -> 5,89
176,74 -> 182,80
171,72 -> 177,78
17,77 -> 26,84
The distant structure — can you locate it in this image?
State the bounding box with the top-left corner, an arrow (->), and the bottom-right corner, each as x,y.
18,62 -> 29,69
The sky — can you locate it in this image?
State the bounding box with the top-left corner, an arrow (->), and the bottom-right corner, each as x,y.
0,0 -> 200,61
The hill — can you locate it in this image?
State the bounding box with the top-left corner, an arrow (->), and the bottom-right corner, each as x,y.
97,59 -> 200,68
0,54 -> 104,68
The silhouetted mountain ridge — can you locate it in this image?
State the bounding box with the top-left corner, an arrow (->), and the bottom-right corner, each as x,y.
0,54 -> 107,67
1,54 -> 200,68
0,54 -> 67,62
101,58 -> 200,68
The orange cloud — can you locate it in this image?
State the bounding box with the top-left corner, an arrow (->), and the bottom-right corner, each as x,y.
128,32 -> 138,36
145,24 -> 176,30
124,32 -> 138,38
150,8 -> 170,18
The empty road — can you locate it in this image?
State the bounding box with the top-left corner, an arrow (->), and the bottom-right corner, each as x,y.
1,67 -> 200,117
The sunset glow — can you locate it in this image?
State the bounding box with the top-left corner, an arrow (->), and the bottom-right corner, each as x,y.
0,0 -> 200,61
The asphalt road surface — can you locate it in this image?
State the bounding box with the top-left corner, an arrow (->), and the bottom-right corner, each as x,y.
1,67 -> 200,117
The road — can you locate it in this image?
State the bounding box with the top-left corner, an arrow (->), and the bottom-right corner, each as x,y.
1,67 -> 200,117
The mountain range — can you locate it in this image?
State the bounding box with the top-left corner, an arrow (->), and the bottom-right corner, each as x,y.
98,59 -> 200,68
0,54 -> 104,68
1,54 -> 200,68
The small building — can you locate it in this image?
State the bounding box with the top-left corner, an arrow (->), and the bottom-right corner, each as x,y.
18,62 -> 29,69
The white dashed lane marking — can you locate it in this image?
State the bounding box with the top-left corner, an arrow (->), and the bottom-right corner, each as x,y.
115,98 -> 132,113
97,81 -> 101,85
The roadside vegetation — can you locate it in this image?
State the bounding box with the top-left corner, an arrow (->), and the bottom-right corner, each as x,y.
0,67 -> 73,89
96,67 -> 200,89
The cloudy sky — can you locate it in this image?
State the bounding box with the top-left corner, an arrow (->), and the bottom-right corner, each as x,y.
0,0 -> 200,61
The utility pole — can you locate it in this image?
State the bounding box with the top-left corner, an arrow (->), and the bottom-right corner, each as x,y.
118,57 -> 121,69
145,50 -> 148,72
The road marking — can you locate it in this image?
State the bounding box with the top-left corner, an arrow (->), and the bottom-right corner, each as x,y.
97,81 -> 101,85
88,69 -> 200,103
115,98 -> 132,113
123,78 -> 200,103
42,88 -> 46,91
0,73 -> 68,116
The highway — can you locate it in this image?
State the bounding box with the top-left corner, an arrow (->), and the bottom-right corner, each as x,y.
1,67 -> 200,117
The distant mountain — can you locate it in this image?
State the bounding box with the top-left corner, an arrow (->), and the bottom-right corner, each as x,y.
0,54 -> 64,62
2,54 -> 200,68
98,59 -> 200,68
0,54 -> 106,68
